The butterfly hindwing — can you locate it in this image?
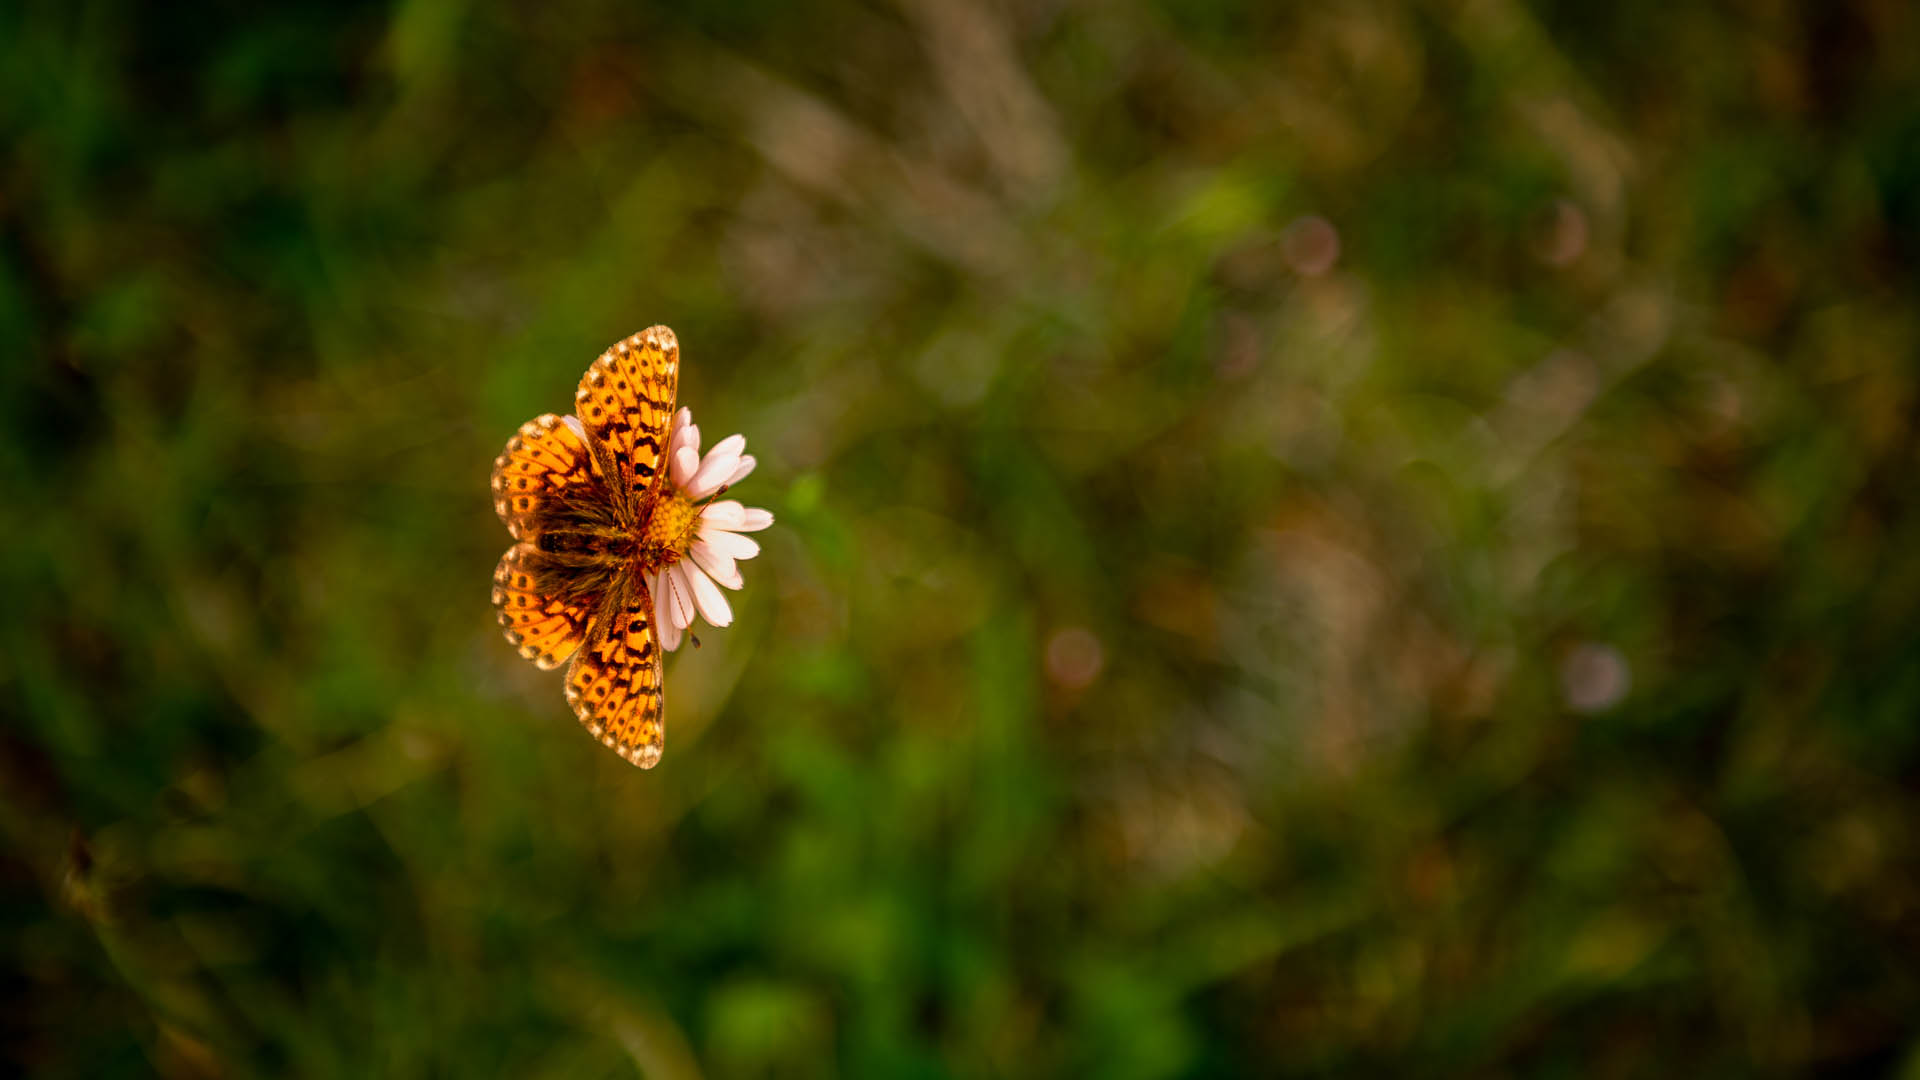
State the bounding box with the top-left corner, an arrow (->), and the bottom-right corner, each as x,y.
563,573 -> 666,768
575,326 -> 679,510
492,543 -> 594,671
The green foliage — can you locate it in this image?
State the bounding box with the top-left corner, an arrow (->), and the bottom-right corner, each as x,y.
5,0 -> 1919,1075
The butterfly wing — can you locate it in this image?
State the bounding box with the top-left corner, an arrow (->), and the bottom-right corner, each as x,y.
490,411 -> 602,668
491,412 -> 598,540
492,544 -> 595,670
564,572 -> 667,768
574,326 -> 679,511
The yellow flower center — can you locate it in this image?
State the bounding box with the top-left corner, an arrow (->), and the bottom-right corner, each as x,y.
641,487 -> 698,567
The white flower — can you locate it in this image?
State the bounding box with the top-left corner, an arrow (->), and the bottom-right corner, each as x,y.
650,407 -> 773,652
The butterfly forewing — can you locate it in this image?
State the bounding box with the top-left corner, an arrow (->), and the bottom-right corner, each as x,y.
575,326 -> 679,510
490,412 -> 597,540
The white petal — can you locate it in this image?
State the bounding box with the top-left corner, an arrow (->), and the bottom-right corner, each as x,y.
688,440 -> 744,498
675,564 -> 702,628
702,434 -> 746,469
700,501 -> 772,532
662,564 -> 696,629
653,572 -> 683,652
702,528 -> 760,561
702,500 -> 747,530
687,462 -> 737,501
671,419 -> 700,460
671,446 -> 700,490
690,539 -> 743,589
683,560 -> 733,627
664,410 -> 694,465
726,455 -> 757,486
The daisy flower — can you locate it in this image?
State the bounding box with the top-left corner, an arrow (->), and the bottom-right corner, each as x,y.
650,407 -> 774,651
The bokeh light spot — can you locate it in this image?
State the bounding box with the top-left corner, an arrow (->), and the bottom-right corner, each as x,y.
1045,627 -> 1105,690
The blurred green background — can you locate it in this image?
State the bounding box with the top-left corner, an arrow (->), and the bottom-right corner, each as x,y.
6,0 -> 1920,1075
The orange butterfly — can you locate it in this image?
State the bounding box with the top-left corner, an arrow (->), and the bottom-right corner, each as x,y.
490,327 -> 771,767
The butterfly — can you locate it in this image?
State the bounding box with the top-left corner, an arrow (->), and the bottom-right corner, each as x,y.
489,326 -> 769,768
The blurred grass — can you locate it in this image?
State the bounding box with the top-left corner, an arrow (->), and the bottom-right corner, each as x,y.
5,0 -> 1920,1075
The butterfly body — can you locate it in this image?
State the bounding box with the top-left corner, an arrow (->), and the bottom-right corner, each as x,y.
521,474 -> 700,613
